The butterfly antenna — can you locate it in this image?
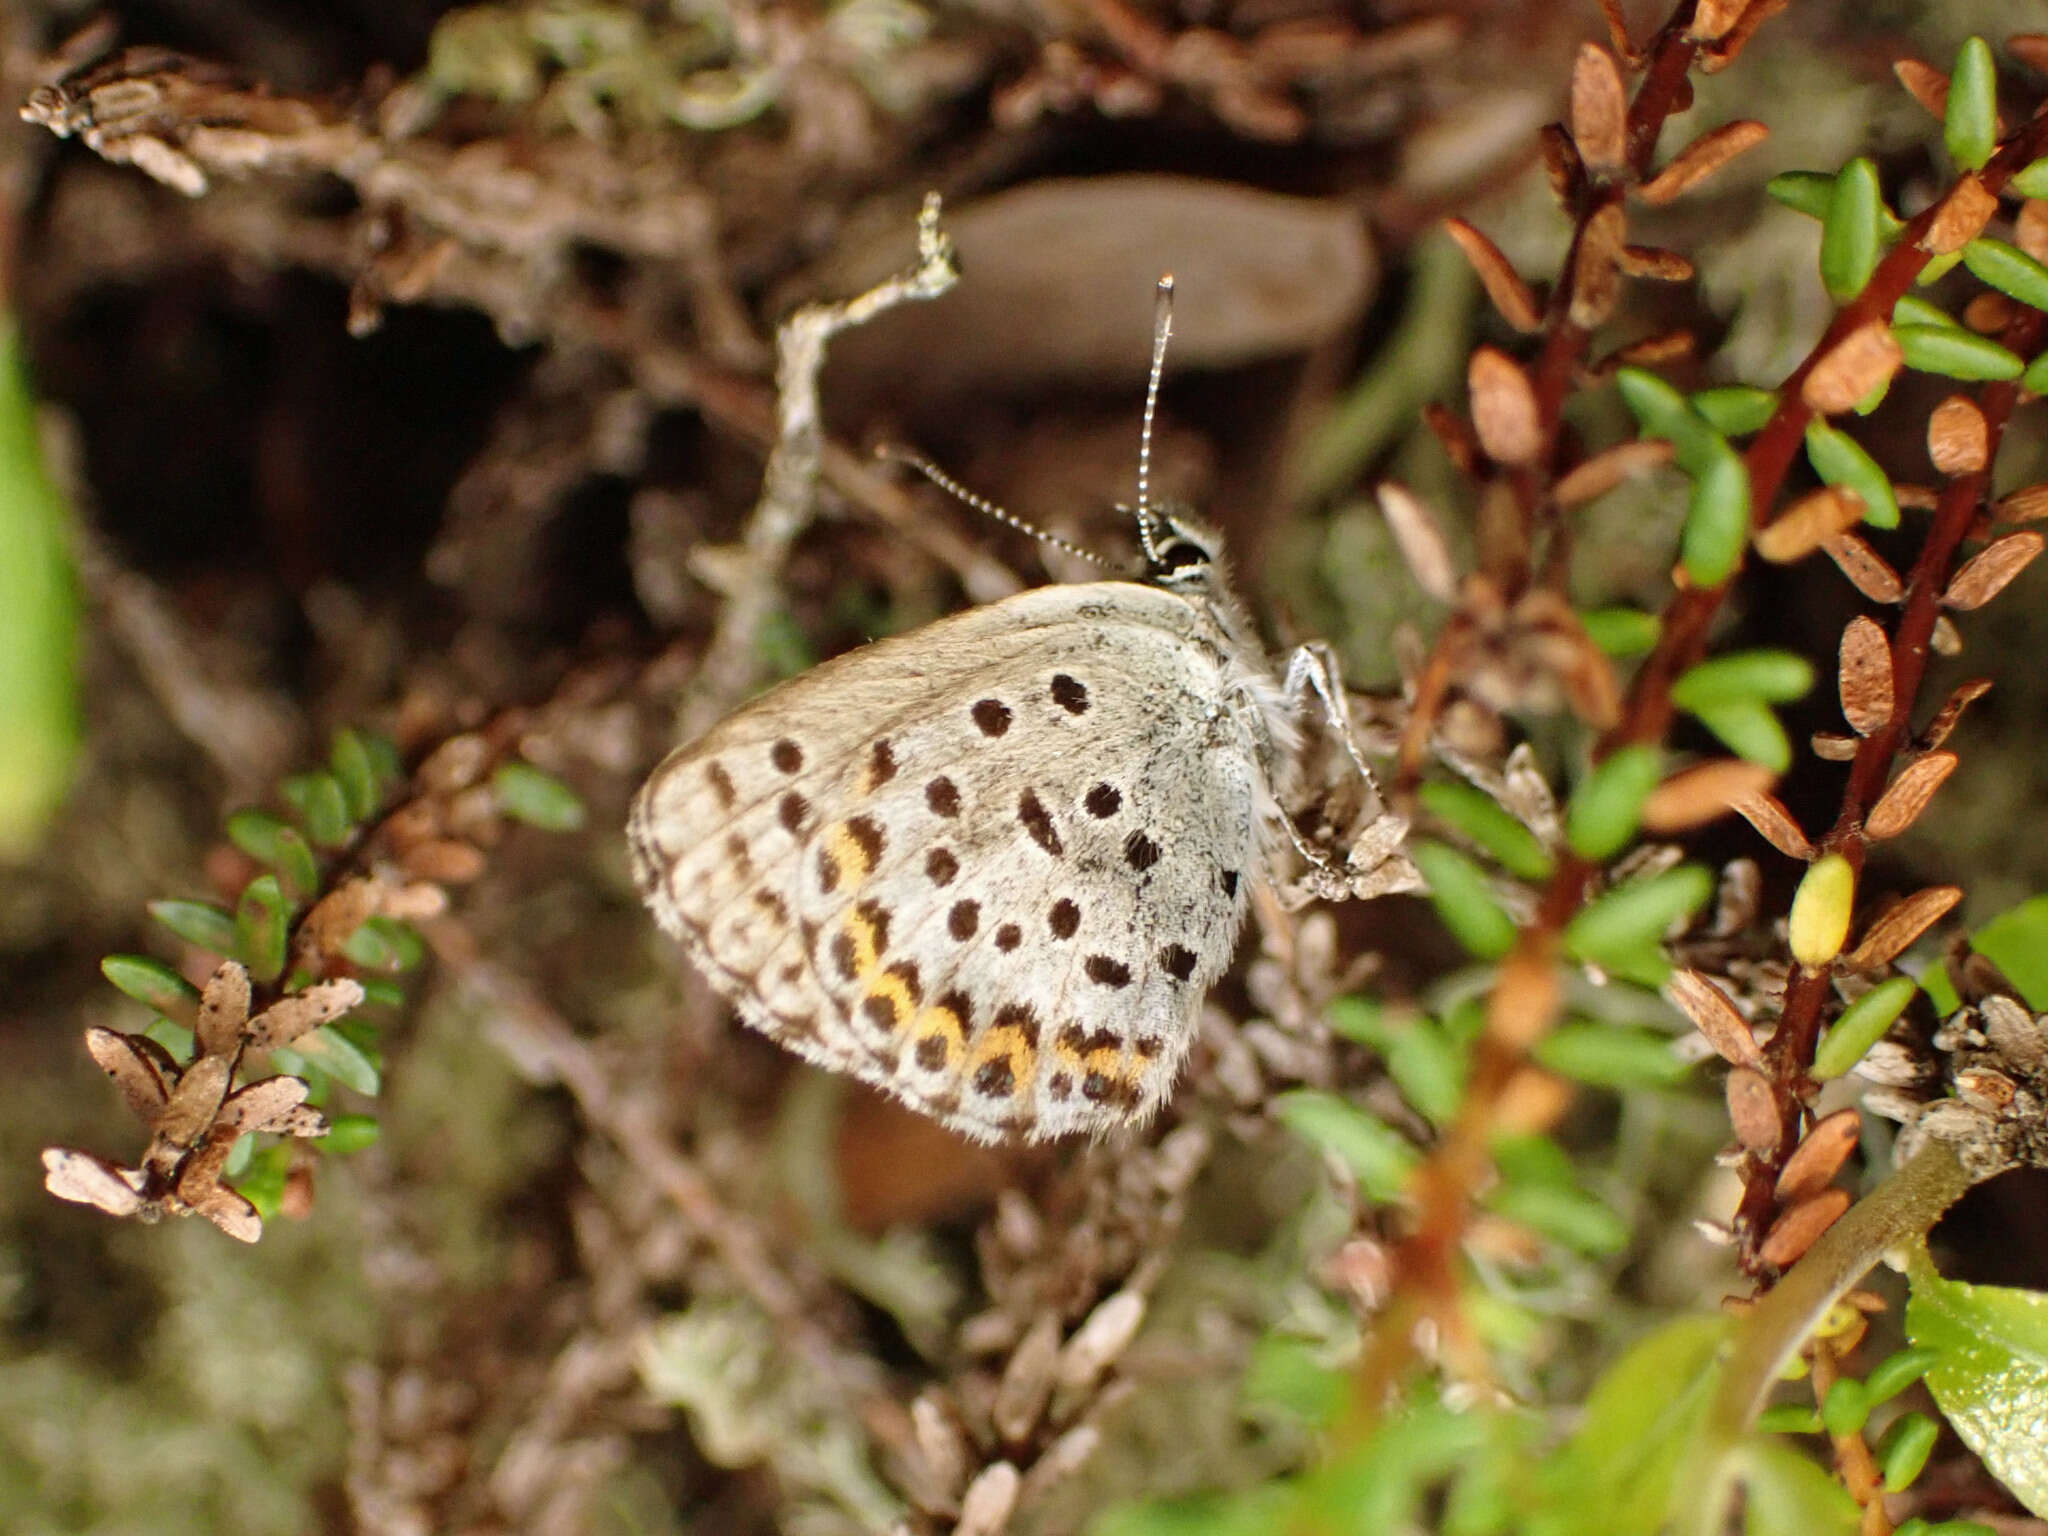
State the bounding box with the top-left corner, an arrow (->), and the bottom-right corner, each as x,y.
876,445 -> 1113,569
1133,274 -> 1175,565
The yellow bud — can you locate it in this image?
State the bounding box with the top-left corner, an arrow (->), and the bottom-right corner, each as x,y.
1789,853 -> 1855,967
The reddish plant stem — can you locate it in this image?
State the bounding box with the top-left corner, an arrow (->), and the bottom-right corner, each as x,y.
1733,305 -> 2047,1271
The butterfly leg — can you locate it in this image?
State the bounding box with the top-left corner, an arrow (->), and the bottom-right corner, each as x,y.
1277,644 -> 1420,903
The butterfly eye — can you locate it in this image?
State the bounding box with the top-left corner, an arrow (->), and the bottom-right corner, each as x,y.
1153,537 -> 1210,575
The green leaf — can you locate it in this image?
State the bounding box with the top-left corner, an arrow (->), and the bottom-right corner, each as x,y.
236,875 -> 292,983
1486,1175 -> 1628,1255
2026,348 -> 2048,397
1788,853 -> 1856,968
1878,1412 -> 1940,1492
231,1143 -> 293,1223
1670,651 -> 1815,711
1419,781 -> 1554,881
329,729 -> 382,822
1737,1438 -> 1861,1536
1689,386 -> 1779,438
1615,368 -> 1721,470
1755,1404 -> 1822,1434
323,1112 -> 382,1153
146,1017 -> 195,1059
281,771 -> 352,847
1864,1345 -> 1941,1405
1242,1335 -> 1347,1429
1893,324 -> 2023,382
1091,1487 -> 1297,1536
1820,1375 -> 1870,1437
1943,37 -> 1997,172
1273,1089 -> 1417,1201
100,954 -> 199,1016
1917,250 -> 1967,287
1388,1020 -> 1466,1127
0,323 -> 81,860
1820,159 -> 1885,303
1970,895 -> 2048,1011
1689,699 -> 1793,772
1581,606 -> 1661,658
1681,443 -> 1751,587
341,915 -> 424,972
1906,1244 -> 2048,1515
1410,841 -> 1518,960
493,760 -> 587,832
148,898 -> 240,955
288,1024 -> 381,1096
1534,1022 -> 1689,1089
1963,238 -> 2048,314
225,809 -> 319,896
1565,745 -> 1663,862
1564,865 -> 1713,967
1891,294 -> 1961,330
1534,1314 -> 1731,1536
357,976 -> 407,1010
2014,156 -> 2048,199
1765,170 -> 1835,220
1804,420 -> 1899,529
1813,975 -> 1919,1079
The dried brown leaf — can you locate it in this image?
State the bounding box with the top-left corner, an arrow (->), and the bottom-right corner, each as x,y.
156,1053 -> 231,1146
1921,174 -> 1998,255
1893,482 -> 1940,511
1944,532 -> 2044,610
191,1184 -> 262,1243
1729,789 -> 1814,860
1822,533 -> 1905,602
400,837 -> 488,884
1468,346 -> 1542,465
993,1311 -> 1060,1441
1726,1066 -> 1780,1149
1667,968 -> 1764,1069
1641,759 -> 1776,833
1929,394 -> 1989,477
1810,732 -> 1860,761
1488,949 -> 1561,1054
1609,330 -> 1695,367
1893,58 -> 1949,120
1638,119 -> 1769,205
1756,486 -> 1865,563
1866,751 -> 1958,840
1570,43 -> 1628,169
246,978 -> 366,1050
1422,402 -> 1477,474
1920,677 -> 1991,752
1759,1187 -> 1851,1268
1848,884 -> 1963,968
1569,202 -> 1626,329
1774,1109 -> 1860,1203
1802,320 -> 1903,415
41,1148 -> 146,1218
1555,439 -> 1674,507
1931,614 -> 1963,655
1700,0 -> 1785,71
1689,0 -> 1750,43
1593,0 -> 1636,59
956,1464 -> 1021,1536
195,960 -> 251,1058
83,1027 -> 170,1124
1995,484 -> 2048,524
2017,199 -> 2048,266
1617,245 -> 1695,281
1539,123 -> 1584,206
417,733 -> 492,793
296,877 -> 378,963
2010,35 -> 2048,73
1964,292 -> 2016,334
1443,218 -> 1542,332
378,882 -> 450,920
218,1075 -> 315,1137
1376,482 -> 1459,602
1838,615 -> 1894,736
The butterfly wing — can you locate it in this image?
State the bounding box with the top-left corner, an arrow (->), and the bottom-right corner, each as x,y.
629,581 -> 1267,1141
